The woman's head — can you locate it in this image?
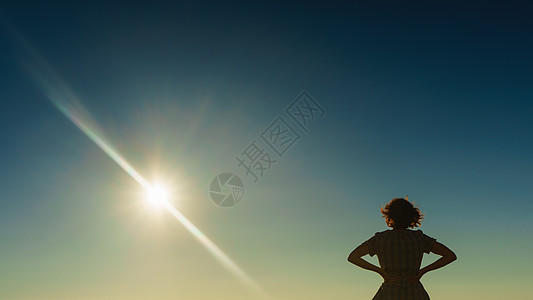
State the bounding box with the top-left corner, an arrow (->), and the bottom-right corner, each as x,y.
381,197 -> 423,229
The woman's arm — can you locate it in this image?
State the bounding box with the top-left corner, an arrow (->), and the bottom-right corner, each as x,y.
408,241 -> 457,282
348,244 -> 399,282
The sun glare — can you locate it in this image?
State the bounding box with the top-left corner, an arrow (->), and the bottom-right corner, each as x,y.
146,184 -> 169,207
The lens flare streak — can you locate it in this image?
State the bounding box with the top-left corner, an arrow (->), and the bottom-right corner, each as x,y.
162,201 -> 267,295
10,27 -> 269,299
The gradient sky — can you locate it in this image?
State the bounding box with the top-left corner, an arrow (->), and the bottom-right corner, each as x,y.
1,1 -> 532,299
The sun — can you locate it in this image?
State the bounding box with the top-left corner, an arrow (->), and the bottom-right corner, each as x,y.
146,184 -> 169,207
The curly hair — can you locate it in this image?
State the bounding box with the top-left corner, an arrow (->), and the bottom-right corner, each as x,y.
381,197 -> 424,229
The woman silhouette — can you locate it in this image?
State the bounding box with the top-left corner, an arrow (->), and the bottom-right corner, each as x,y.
348,197 -> 456,300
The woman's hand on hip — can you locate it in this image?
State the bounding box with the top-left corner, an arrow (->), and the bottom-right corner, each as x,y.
407,270 -> 425,283
380,270 -> 401,283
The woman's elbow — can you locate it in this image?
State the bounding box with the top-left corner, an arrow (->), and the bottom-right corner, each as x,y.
450,252 -> 457,261
447,251 -> 457,262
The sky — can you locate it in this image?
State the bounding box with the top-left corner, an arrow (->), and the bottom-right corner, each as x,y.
0,1 -> 532,299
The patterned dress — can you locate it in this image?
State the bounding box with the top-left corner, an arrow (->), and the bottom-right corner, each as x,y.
362,229 -> 436,300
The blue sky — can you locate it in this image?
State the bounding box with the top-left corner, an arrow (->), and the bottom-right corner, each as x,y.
1,1 -> 532,299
